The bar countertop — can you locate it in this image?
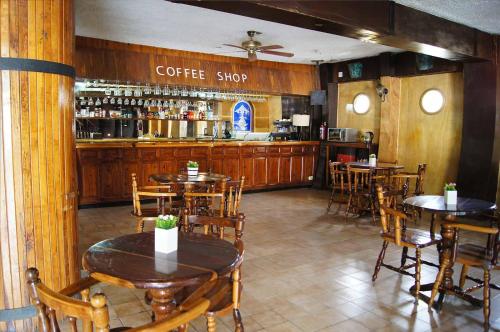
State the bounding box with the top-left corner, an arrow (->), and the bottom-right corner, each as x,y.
75,138 -> 320,148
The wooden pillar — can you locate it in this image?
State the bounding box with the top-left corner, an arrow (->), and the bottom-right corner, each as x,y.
0,0 -> 77,330
377,76 -> 402,164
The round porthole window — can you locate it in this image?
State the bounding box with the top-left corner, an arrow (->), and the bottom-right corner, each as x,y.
420,89 -> 444,114
353,93 -> 370,114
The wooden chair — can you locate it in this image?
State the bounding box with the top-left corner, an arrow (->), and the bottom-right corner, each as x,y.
131,173 -> 178,232
345,166 -> 377,223
428,221 -> 499,329
181,211 -> 245,332
327,161 -> 347,212
184,179 -> 227,217
225,176 -> 245,217
372,186 -> 442,303
26,267 -> 211,332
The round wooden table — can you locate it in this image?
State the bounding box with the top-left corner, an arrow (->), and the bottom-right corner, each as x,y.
346,161 -> 404,171
404,195 -> 496,309
82,232 -> 240,320
150,172 -> 230,184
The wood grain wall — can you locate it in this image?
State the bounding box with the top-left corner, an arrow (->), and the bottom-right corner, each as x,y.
75,37 -> 318,96
336,73 -> 464,194
397,73 -> 464,194
0,1 -> 78,330
337,80 -> 381,143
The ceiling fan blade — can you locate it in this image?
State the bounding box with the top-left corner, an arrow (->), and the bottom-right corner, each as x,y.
257,45 -> 284,50
248,52 -> 258,62
259,50 -> 294,57
223,44 -> 247,50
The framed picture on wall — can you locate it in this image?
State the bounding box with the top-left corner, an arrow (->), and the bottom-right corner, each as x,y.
232,100 -> 253,132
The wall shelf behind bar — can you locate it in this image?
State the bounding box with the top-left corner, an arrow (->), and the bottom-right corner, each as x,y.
75,117 -> 223,121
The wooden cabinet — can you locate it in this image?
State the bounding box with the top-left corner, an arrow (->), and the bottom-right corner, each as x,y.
76,142 -> 319,205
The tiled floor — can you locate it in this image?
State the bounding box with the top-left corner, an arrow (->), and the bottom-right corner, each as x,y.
77,188 -> 500,331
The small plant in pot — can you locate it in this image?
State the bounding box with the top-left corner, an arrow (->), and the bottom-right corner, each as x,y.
369,154 -> 377,167
187,160 -> 199,177
155,215 -> 179,254
444,183 -> 457,205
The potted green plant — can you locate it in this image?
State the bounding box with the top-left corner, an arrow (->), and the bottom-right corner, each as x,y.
155,215 -> 179,254
444,183 -> 457,205
369,154 -> 377,167
187,160 -> 199,176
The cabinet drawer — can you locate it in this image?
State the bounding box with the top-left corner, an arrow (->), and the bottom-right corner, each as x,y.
224,147 -> 239,156
267,147 -> 280,154
139,149 -> 157,161
174,148 -> 191,158
292,146 -> 303,154
240,147 -> 253,156
78,150 -> 98,161
158,148 -> 174,160
280,147 -> 292,154
212,147 -> 224,156
253,147 -> 266,155
303,146 -> 314,154
191,148 -> 208,157
99,149 -> 120,161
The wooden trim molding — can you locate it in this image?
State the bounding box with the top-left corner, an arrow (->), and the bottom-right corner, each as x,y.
0,58 -> 75,78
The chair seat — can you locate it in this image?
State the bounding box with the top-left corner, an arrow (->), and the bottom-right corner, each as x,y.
381,228 -> 441,248
456,243 -> 498,269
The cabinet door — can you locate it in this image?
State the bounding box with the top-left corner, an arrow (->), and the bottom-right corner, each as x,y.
279,156 -> 291,184
291,156 -> 303,183
253,157 -> 267,186
159,160 -> 177,174
99,162 -> 122,201
241,157 -> 253,188
267,157 -> 279,185
140,162 -> 159,186
211,158 -> 223,175
223,158 -> 240,181
122,162 -> 139,199
303,155 -> 314,182
78,161 -> 99,204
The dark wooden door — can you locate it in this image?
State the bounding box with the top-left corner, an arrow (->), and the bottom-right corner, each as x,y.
267,157 -> 280,185
223,157 -> 240,180
291,156 -> 303,183
99,161 -> 123,201
253,157 -> 267,186
241,157 -> 254,188
279,156 -> 291,184
303,154 -> 314,182
122,162 -> 138,199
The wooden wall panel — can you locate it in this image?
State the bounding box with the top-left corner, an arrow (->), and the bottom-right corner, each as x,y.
398,73 -> 464,194
0,1 -> 77,330
75,37 -> 318,96
219,97 -> 282,133
337,80 -> 381,143
378,76 -> 402,163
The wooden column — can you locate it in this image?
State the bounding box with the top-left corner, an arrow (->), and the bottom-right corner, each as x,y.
0,0 -> 77,330
378,76 -> 402,164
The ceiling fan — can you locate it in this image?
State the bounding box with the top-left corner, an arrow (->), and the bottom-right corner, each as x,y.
223,31 -> 294,62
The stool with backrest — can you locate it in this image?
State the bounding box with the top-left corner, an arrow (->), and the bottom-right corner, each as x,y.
181,210 -> 245,332
345,166 -> 377,223
372,185 -> 442,303
225,176 -> 245,217
327,161 -> 347,212
26,267 -> 213,332
428,217 -> 499,330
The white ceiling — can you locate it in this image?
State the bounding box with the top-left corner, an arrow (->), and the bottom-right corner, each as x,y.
75,0 -> 401,64
395,0 -> 500,34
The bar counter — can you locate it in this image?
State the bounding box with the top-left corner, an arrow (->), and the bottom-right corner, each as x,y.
76,139 -> 320,205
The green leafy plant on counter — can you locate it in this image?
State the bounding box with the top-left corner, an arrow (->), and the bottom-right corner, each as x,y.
156,215 -> 178,230
187,160 -> 199,168
444,183 -> 457,191
369,154 -> 377,158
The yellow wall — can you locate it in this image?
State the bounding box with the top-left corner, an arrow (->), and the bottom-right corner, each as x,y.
397,73 -> 464,194
219,96 -> 282,132
338,80 -> 381,143
337,73 -> 464,194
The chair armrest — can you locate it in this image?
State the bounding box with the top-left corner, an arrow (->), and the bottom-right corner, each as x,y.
58,277 -> 99,297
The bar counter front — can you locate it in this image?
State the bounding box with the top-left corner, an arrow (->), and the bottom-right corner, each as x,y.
76,139 -> 319,206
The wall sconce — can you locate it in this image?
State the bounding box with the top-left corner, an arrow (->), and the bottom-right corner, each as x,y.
420,89 -> 444,114
353,93 -> 370,114
376,81 -> 388,102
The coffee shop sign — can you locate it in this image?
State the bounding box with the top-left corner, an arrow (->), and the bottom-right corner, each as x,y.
156,65 -> 248,83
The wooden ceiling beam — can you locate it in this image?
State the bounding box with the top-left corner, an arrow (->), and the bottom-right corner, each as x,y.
172,0 -> 495,61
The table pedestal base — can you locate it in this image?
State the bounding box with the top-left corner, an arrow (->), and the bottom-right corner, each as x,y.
149,287 -> 182,321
